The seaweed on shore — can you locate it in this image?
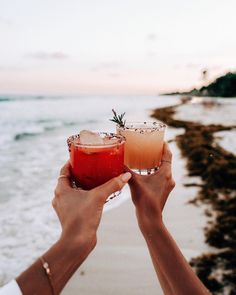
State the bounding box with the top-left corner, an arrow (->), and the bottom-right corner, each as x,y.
152,104 -> 236,294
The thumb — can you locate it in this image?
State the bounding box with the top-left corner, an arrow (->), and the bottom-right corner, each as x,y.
161,142 -> 172,163
93,172 -> 132,202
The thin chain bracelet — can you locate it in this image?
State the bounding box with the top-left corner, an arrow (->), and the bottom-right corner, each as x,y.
40,256 -> 55,295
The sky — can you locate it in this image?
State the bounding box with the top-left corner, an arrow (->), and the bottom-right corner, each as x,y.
0,0 -> 235,95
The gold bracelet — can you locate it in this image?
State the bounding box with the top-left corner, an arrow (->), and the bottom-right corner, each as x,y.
40,256 -> 55,295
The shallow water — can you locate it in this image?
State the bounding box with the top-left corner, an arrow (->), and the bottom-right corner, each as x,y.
174,97 -> 236,126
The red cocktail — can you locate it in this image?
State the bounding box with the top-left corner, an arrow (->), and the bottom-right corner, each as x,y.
67,132 -> 125,190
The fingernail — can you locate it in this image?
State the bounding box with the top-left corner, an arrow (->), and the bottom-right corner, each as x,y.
120,172 -> 132,182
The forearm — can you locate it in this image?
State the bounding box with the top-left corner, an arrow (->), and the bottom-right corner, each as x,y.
143,222 -> 210,295
148,247 -> 174,295
16,237 -> 94,295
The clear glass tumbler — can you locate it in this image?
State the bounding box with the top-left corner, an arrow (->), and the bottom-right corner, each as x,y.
67,132 -> 125,200
117,121 -> 166,174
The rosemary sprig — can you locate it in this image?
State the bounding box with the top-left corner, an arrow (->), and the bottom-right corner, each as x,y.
109,109 -> 126,127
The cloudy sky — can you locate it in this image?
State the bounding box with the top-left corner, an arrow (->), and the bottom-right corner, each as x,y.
0,0 -> 235,95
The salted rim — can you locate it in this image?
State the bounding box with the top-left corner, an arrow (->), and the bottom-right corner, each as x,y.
67,132 -> 126,149
117,121 -> 166,131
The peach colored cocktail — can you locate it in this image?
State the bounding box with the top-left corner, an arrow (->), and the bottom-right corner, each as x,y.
117,122 -> 166,174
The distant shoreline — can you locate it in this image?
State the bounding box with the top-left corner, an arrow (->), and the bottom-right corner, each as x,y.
163,72 -> 236,98
152,102 -> 236,294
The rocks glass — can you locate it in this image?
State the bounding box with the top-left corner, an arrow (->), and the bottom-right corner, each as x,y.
117,122 -> 166,174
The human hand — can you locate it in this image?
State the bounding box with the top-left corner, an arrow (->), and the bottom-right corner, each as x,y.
127,143 -> 175,235
52,161 -> 131,253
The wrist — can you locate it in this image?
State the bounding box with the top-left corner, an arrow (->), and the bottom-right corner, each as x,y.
39,234 -> 96,294
58,233 -> 96,259
139,217 -> 165,240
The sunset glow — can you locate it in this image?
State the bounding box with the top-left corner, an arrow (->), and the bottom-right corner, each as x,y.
0,0 -> 235,95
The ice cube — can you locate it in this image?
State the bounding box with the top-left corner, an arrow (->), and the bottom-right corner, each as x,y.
79,130 -> 103,145
103,136 -> 118,145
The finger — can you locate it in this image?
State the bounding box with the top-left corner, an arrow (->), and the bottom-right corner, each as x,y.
93,172 -> 132,202
123,166 -> 140,190
160,142 -> 172,166
123,165 -> 132,173
124,165 -> 139,179
124,165 -> 149,180
52,198 -> 56,208
60,160 -> 71,176
57,161 -> 71,188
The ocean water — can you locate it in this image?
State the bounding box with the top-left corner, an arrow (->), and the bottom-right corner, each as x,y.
174,97 -> 236,155
175,97 -> 236,126
0,94 -> 179,285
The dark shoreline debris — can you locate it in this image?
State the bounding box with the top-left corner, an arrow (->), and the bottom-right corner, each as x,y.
152,103 -> 236,294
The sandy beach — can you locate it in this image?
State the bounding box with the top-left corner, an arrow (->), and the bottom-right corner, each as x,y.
0,95 -> 180,286
63,98 -> 236,295
1,96 -> 235,294
62,132 -> 210,295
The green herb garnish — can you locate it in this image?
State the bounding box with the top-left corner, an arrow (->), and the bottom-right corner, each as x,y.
110,109 -> 126,127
